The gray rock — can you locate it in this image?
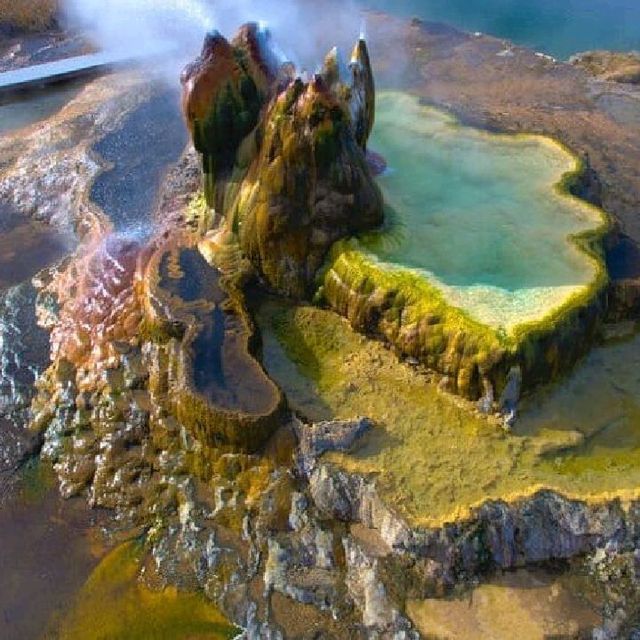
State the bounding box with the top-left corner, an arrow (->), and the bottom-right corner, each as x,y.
103,367 -> 125,395
343,536 -> 420,638
310,460 -> 639,590
477,377 -> 494,415
296,416 -> 372,475
499,366 -> 522,428
288,491 -> 309,532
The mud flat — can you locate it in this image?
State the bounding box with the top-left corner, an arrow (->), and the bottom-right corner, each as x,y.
0,463 -> 106,640
407,566 -> 603,640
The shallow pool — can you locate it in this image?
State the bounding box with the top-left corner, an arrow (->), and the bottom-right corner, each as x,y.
364,91 -> 603,331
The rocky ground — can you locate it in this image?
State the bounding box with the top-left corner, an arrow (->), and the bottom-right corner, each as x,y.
571,51 -> 640,86
2,15 -> 640,640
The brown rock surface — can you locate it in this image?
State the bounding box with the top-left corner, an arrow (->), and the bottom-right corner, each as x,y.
571,50 -> 640,85
236,73 -> 383,298
139,233 -> 285,452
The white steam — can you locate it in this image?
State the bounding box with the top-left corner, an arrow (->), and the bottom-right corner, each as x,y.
62,0 -> 366,82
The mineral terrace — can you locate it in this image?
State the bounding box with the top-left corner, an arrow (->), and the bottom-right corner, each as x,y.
2,12 -> 640,640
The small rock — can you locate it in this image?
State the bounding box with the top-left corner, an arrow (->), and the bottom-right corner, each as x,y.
499,366 -> 522,428
477,378 -> 494,415
103,367 -> 125,395
296,417 -> 372,475
112,340 -> 132,355
288,492 -> 309,531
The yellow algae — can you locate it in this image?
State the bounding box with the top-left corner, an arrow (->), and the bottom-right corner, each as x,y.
257,300 -> 640,527
53,541 -> 239,640
185,190 -> 213,234
518,329 -> 640,478
407,568 -> 601,640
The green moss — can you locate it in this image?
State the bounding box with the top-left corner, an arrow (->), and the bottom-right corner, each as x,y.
17,459 -> 56,504
53,541 -> 239,640
256,300 -> 640,527
280,79 -> 305,115
139,318 -> 184,345
319,238 -> 506,397
195,66 -> 266,206
314,122 -> 342,168
321,238 -> 505,346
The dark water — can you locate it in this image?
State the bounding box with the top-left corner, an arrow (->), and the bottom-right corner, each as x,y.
91,89 -> 187,234
159,247 -> 226,305
0,465 -> 106,640
158,248 -> 228,393
158,247 -> 276,414
365,0 -> 640,59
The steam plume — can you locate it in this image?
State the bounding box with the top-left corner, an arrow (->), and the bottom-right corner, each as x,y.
62,0 -> 366,82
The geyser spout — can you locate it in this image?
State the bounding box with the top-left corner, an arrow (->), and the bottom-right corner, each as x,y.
202,30 -> 226,54
322,46 -> 349,90
232,22 -> 283,83
349,37 -> 375,149
180,24 -> 383,298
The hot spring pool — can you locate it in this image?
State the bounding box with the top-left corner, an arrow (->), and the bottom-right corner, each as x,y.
361,92 -> 604,332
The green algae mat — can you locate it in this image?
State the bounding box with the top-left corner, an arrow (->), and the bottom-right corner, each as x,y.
257,300 -> 640,527
329,91 -> 607,333
51,541 -> 239,639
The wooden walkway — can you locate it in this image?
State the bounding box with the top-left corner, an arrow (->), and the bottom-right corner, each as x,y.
0,46 -> 173,94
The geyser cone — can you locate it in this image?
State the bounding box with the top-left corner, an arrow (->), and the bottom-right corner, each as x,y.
180,25 -> 383,298
349,38 -> 375,150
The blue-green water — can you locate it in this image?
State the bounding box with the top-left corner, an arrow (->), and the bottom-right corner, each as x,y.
364,0 -> 640,59
363,92 -> 603,330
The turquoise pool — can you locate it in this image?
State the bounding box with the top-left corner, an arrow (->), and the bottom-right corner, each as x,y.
363,92 -> 603,331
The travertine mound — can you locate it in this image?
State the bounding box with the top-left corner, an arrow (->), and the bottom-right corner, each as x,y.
181,23 -> 384,298
139,234 -> 285,452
